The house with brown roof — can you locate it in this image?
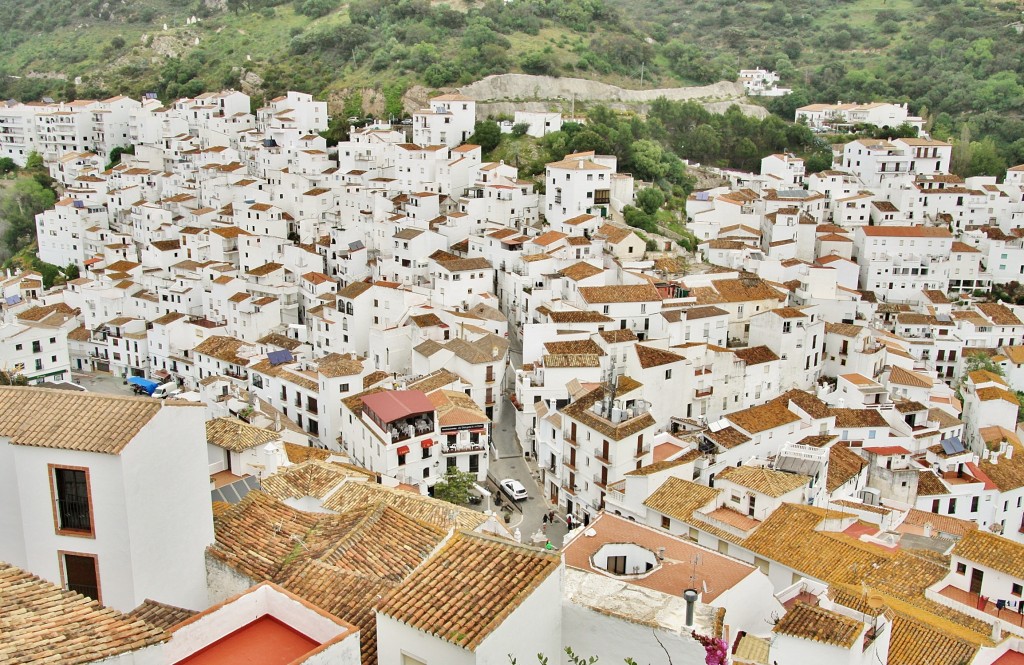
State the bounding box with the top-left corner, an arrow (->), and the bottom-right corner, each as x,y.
0,387 -> 212,613
962,369 -> 1020,456
748,305 -> 825,392
557,383 -> 657,523
377,531 -> 561,665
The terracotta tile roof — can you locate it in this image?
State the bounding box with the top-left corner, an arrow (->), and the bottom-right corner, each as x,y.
262,461 -> 368,501
705,426 -> 752,449
626,450 -> 702,476
559,261 -> 604,282
727,401 -> 800,434
435,256 -> 493,272
15,302 -> 77,322
887,615 -> 978,665
953,529 -> 1024,578
283,442 -> 332,464
976,386 -> 1019,405
428,389 -> 489,427
733,346 -> 779,366
193,335 -> 250,365
978,302 -> 1024,326
773,602 -> 863,648
363,370 -> 390,389
128,599 -> 197,630
321,481 -> 486,531
0,562 -> 168,662
410,313 -> 443,328
597,329 -> 638,344
635,344 -> 684,368
544,353 -> 602,368
901,509 -> 977,538
643,477 -> 719,521
561,385 -> 656,441
407,368 -> 462,393
274,560 -> 395,665
206,417 -> 279,453
860,226 -> 952,238
889,365 -> 933,388
578,284 -> 662,304
338,281 -> 373,299
544,309 -> 613,323
316,353 -> 364,378
544,339 -> 605,356
717,466 -> 809,497
245,262 -> 283,276
0,387 -> 172,455
832,408 -> 887,428
377,532 -> 560,651
917,470 -> 949,496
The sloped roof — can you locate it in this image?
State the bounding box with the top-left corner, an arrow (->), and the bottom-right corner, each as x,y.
0,387 -> 172,455
0,562 -> 168,662
377,532 -> 560,651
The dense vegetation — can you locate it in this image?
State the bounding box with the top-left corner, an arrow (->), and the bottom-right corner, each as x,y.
1,0 -> 1024,167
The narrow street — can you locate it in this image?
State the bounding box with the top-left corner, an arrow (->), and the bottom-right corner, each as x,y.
481,325 -> 571,548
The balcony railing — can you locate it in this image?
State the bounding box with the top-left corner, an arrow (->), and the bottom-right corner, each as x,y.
593,474 -> 608,489
634,443 -> 651,458
444,441 -> 486,454
695,387 -> 714,398
58,496 -> 91,531
595,451 -> 611,465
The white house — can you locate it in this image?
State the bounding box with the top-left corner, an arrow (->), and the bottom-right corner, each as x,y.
0,387 -> 213,612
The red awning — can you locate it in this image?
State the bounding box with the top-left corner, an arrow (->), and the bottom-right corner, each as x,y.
469,428 -> 486,434
396,445 -> 410,455
421,438 -> 434,448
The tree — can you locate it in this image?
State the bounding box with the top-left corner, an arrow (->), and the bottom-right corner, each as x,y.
24,152 -> 43,171
511,122 -> 530,137
635,187 -> 665,216
107,145 -> 135,170
0,177 -> 56,253
432,467 -> 477,505
0,157 -> 16,175
62,262 -> 80,281
470,120 -> 502,153
0,371 -> 29,386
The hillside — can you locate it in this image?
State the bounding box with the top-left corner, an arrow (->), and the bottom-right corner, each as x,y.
1,0 -> 1024,163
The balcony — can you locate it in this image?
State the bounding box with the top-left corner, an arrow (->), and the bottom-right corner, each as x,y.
564,459 -> 577,472
634,443 -> 651,458
595,451 -> 611,465
695,387 -> 714,398
592,473 -> 607,489
562,481 -> 576,495
563,430 -> 579,447
443,440 -> 486,454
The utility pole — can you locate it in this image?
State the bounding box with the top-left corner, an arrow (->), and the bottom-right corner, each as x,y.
640,62 -> 645,88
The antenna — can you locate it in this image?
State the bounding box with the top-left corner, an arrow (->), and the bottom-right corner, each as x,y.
689,553 -> 702,589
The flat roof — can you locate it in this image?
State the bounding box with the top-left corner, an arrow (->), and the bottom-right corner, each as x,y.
175,616 -> 317,665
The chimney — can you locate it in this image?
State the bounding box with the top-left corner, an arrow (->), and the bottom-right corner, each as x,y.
1008,444 -> 1015,460
683,589 -> 699,627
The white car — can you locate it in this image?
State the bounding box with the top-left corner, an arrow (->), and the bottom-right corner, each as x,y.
500,478 -> 528,501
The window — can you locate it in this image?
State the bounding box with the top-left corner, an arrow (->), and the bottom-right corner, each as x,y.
398,453 -> 407,466
402,655 -> 427,665
971,496 -> 979,513
661,515 -> 671,529
948,498 -> 957,514
61,552 -> 100,602
1014,583 -> 1023,597
51,466 -> 92,535
32,340 -> 41,353
956,562 -> 967,575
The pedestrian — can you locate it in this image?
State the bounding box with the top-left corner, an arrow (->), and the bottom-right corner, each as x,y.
584,512 -> 590,527
545,540 -> 553,550
542,512 -> 548,525
566,514 -> 573,530
548,510 -> 555,523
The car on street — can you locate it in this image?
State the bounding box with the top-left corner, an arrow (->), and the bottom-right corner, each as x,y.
499,478 -> 528,501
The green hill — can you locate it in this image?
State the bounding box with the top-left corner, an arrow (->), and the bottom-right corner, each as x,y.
2,0 -> 1024,164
